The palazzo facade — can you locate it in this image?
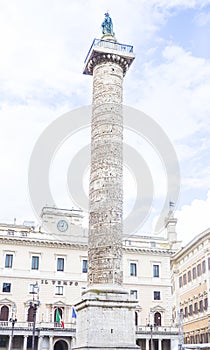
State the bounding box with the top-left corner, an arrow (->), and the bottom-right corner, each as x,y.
0,206 -> 179,350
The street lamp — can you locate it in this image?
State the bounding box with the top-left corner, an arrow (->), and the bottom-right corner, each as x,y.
30,283 -> 40,350
150,324 -> 154,350
9,304 -> 17,350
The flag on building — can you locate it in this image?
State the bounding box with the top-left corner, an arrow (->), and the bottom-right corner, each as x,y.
56,309 -> 64,328
72,306 -> 77,319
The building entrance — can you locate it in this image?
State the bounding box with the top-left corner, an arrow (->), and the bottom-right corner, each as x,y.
54,339 -> 68,350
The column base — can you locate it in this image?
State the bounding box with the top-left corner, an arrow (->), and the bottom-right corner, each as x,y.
73,285 -> 139,350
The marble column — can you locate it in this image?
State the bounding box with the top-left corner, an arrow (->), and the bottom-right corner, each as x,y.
49,336 -> 53,350
38,336 -> 43,350
159,338 -> 162,350
73,14 -> 137,350
23,335 -> 28,350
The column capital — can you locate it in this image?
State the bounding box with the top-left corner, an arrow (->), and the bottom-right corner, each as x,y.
83,38 -> 135,76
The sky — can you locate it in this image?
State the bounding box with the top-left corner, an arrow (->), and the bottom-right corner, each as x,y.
0,0 -> 210,245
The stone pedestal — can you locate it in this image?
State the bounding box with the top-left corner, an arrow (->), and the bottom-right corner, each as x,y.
73,285 -> 138,350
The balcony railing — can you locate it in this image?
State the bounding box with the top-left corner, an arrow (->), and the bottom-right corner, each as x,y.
84,38 -> 134,63
136,325 -> 179,335
0,321 -> 178,338
0,321 -> 76,330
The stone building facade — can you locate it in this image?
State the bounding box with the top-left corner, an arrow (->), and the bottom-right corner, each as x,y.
171,229 -> 210,347
0,206 -> 179,350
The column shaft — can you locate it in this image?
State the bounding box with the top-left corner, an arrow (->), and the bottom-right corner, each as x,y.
158,338 -> 162,350
88,61 -> 124,286
49,336 -> 53,350
23,336 -> 28,350
38,336 -> 43,350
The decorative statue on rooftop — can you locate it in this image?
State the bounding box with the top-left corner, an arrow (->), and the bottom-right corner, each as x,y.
101,12 -> 114,35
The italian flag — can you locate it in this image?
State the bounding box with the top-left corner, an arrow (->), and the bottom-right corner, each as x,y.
56,309 -> 64,328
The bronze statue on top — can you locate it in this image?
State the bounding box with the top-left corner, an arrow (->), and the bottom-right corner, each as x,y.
101,13 -> 114,36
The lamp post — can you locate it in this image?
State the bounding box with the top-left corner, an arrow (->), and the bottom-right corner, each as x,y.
150,325 -> 154,350
30,283 -> 40,350
178,311 -> 184,350
9,304 -> 17,350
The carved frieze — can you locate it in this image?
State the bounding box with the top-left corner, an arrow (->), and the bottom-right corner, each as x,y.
88,57 -> 124,286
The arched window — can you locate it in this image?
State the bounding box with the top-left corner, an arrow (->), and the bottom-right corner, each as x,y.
54,307 -> 63,321
154,312 -> 161,326
54,307 -> 64,327
27,305 -> 34,322
0,306 -> 9,321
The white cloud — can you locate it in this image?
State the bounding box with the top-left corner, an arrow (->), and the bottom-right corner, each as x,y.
0,0 -> 209,242
0,102 -> 65,223
124,26 -> 210,234
153,0 -> 210,8
131,44 -> 210,142
176,189 -> 210,244
194,10 -> 210,26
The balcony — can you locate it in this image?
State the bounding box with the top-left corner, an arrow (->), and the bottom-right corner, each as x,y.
0,321 -> 76,336
84,38 -> 133,64
0,321 -> 178,341
136,325 -> 179,337
83,38 -> 135,75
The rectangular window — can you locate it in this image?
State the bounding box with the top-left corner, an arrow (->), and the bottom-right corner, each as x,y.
57,258 -> 64,272
188,270 -> 191,282
55,286 -> 63,295
208,257 -> 210,270
130,290 -> 138,299
202,260 -> 206,273
192,267 -> 196,279
204,298 -> 208,310
82,259 -> 88,273
179,276 -> 182,288
199,300 -> 203,312
197,263 -> 201,277
194,302 -> 198,314
5,254 -> 13,268
2,283 -> 11,293
154,291 -> 160,300
130,263 -> 137,276
183,273 -> 187,285
190,336 -> 194,344
184,306 -> 188,317
153,264 -> 159,277
31,256 -> 39,270
189,304 -> 193,316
